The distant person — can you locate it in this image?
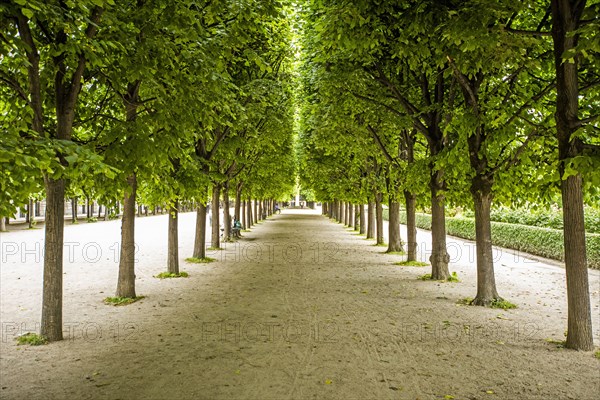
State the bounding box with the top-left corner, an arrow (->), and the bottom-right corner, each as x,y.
232,218 -> 242,238
275,204 -> 280,214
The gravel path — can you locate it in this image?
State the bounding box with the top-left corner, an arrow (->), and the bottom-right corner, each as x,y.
0,209 -> 598,399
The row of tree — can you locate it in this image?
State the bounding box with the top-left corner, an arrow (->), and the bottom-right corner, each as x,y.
1,0 -> 296,342
296,0 -> 599,351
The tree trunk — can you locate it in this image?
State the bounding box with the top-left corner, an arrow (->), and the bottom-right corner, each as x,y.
375,193 -> 384,245
86,197 -> 91,218
323,202 -> 328,215
366,202 -> 374,239
167,201 -> 179,274
253,199 -> 258,222
28,198 -> 34,228
116,174 -> 137,298
235,182 -> 242,221
223,182 -> 231,241
359,204 -> 365,234
354,204 -> 359,230
429,171 -> 450,280
328,201 -> 333,218
387,199 -> 404,253
71,198 -> 77,223
471,185 -> 500,305
241,200 -> 246,228
40,177 -> 65,341
211,183 -> 221,249
551,0 -> 593,351
0,216 -> 6,232
346,202 -> 351,226
404,190 -> 417,262
348,203 -> 354,228
193,203 -> 207,259
247,199 -> 253,228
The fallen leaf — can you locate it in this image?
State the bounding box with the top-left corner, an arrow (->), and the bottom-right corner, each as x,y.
325,379 -> 332,385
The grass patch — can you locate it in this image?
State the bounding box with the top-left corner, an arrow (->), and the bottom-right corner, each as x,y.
447,271 -> 460,282
419,272 -> 460,282
206,247 -> 224,251
594,350 -> 600,360
545,338 -> 566,348
373,242 -> 387,247
104,296 -> 145,306
185,257 -> 215,264
386,251 -> 406,256
16,332 -> 47,346
457,297 -> 474,305
155,271 -> 189,279
490,299 -> 517,309
394,260 -> 428,267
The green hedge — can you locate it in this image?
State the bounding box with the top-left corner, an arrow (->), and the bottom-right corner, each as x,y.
395,211 -> 600,269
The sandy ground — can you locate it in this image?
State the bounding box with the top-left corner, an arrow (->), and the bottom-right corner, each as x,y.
0,208 -> 599,400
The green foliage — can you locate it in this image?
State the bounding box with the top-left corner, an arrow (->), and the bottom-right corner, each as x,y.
490,299 -> 517,310
87,217 -> 98,223
185,257 -> 215,264
457,297 -> 474,306
155,272 -> 189,279
398,212 -> 600,269
418,274 -> 433,281
461,206 -> 600,234
103,296 -> 145,306
594,350 -> 600,360
394,261 -> 428,267
16,332 -> 47,346
447,272 -> 460,283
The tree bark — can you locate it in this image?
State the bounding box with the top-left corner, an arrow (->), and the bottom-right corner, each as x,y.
253,199 -> 258,222
71,198 -> 77,223
28,198 -> 34,228
367,202 -> 374,239
404,190 -> 417,262
359,204 -> 365,234
116,174 -> 137,298
375,193 -> 384,245
347,202 -> 352,226
234,182 -> 242,221
211,183 -> 221,249
551,0 -> 593,351
40,177 -> 65,341
223,182 -> 231,241
247,199 -> 253,228
429,170 -> 450,280
167,200 -> 179,274
387,199 -> 404,253
328,201 -> 333,218
345,202 -> 350,226
193,203 -> 207,259
471,184 -> 500,305
258,199 -> 263,220
241,200 -> 246,228
0,216 -> 6,232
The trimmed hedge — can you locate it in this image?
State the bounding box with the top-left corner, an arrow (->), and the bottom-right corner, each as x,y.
395,211 -> 600,270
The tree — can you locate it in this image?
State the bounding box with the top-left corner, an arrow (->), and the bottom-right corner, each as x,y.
1,0 -> 111,341
549,0 -> 599,351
